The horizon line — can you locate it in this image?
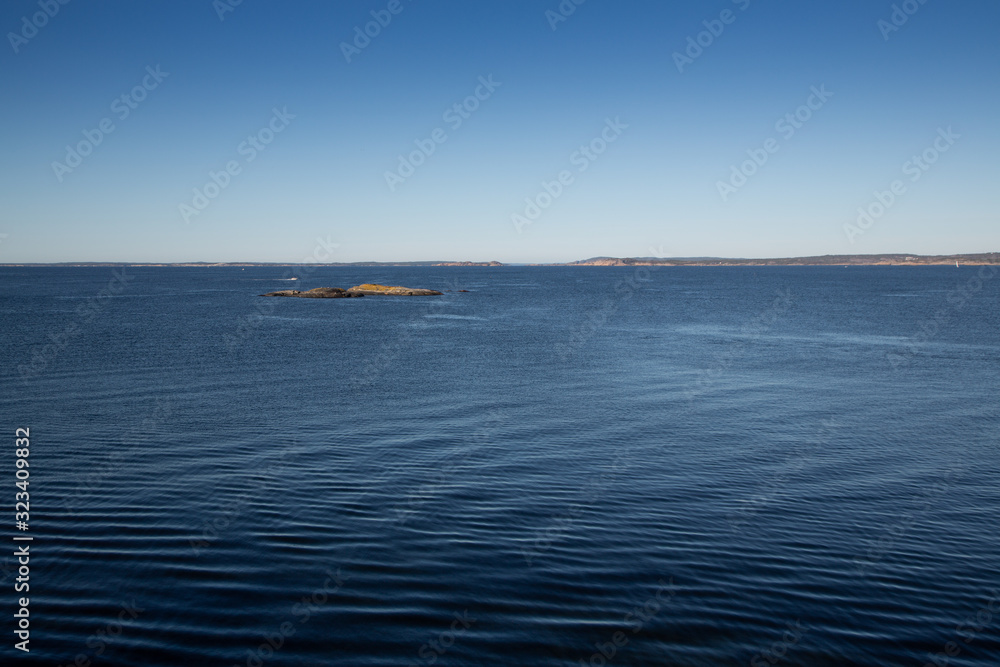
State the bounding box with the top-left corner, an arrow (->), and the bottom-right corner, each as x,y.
2,251 -> 999,267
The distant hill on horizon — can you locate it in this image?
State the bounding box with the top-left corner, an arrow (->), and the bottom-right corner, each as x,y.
561,253 -> 1000,266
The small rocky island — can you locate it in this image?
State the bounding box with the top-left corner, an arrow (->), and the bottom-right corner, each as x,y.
260,284 -> 443,298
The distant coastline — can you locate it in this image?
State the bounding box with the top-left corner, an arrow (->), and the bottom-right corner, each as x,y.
558,252 -> 1000,267
2,253 -> 998,267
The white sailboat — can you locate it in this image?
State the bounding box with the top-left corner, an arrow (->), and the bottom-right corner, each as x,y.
956,260 -> 960,268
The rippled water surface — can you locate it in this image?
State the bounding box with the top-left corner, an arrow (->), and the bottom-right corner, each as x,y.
1,266 -> 999,666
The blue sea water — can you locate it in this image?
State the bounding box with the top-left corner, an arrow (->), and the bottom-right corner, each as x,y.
1,265 -> 998,666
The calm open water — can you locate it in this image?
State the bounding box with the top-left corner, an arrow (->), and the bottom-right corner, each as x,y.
1,265 -> 998,666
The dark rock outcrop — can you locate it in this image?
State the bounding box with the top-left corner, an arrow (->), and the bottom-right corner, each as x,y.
260,284 -> 443,297
260,287 -> 362,298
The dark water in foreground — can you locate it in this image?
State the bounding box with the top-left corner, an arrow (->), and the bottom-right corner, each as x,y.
1,265 -> 998,666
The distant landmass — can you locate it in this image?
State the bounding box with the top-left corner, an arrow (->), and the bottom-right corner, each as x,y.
557,253 -> 1000,266
2,253 -> 997,267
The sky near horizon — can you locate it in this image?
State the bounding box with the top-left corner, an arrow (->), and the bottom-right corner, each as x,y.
1,0 -> 998,263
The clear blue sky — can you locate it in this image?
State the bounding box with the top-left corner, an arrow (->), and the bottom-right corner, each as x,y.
1,0 -> 997,263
